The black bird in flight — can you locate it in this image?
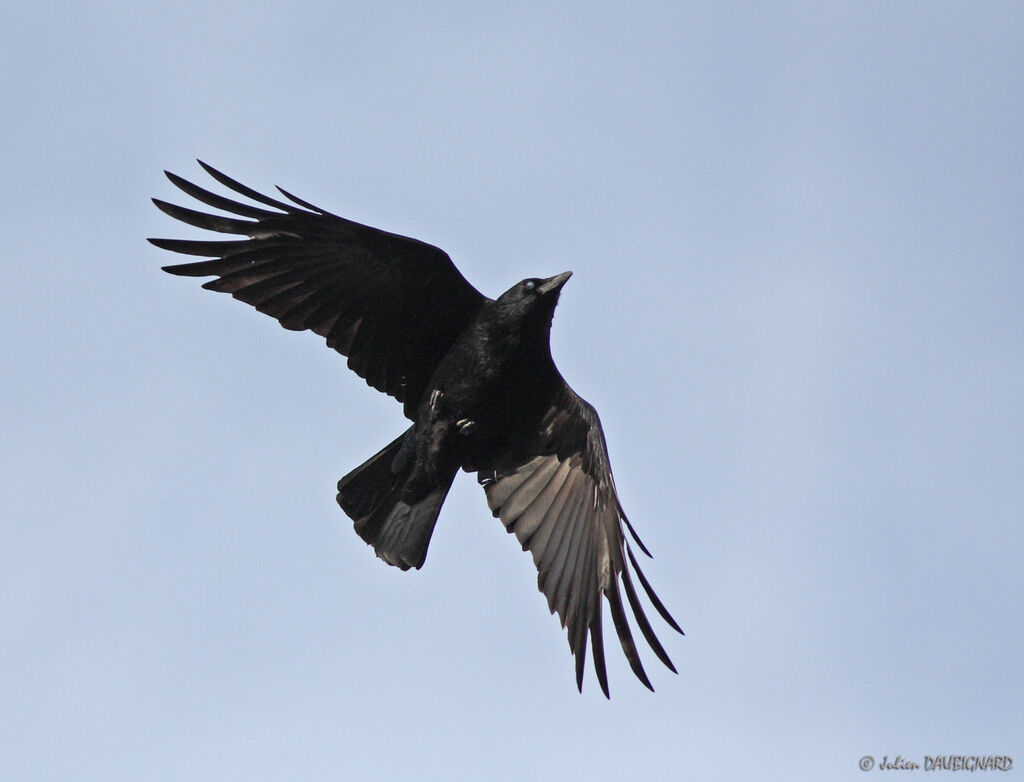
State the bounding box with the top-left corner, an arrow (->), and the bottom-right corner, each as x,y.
150,162 -> 682,696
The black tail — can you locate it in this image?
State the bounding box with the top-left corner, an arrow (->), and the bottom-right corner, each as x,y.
336,429 -> 454,571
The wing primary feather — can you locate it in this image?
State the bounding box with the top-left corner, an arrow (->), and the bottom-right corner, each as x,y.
147,237 -> 261,258
620,562 -> 677,673
568,516 -> 596,637
197,160 -> 298,213
157,256 -> 237,278
164,170 -> 277,219
276,185 -> 340,216
627,544 -> 684,635
151,198 -> 258,236
590,610 -> 610,699
618,501 -> 653,557
160,244 -> 312,283
574,628 -> 588,693
606,574 -> 654,691
568,523 -> 596,681
157,255 -> 258,278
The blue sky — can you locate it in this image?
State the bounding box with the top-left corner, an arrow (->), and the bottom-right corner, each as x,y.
2,2 -> 1022,780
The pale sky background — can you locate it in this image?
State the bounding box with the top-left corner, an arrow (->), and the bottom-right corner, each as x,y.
2,2 -> 1022,780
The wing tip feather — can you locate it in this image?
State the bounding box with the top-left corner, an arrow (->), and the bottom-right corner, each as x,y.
607,577 -> 655,691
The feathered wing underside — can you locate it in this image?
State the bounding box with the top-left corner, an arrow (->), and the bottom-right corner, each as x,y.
478,385 -> 682,697
150,162 -> 488,418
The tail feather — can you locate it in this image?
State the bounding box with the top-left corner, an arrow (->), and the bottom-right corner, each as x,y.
337,429 -> 453,570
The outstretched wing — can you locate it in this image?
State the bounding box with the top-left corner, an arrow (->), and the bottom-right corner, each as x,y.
477,383 -> 682,697
150,162 -> 487,418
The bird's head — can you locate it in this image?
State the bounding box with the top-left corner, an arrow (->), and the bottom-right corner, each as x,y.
476,271 -> 574,358
494,271 -> 573,324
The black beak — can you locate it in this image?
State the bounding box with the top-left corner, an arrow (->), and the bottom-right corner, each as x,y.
537,271 -> 572,295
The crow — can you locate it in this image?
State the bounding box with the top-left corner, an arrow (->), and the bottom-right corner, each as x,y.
150,162 -> 682,696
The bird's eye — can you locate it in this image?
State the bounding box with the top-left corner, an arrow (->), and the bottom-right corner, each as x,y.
524,280 -> 536,291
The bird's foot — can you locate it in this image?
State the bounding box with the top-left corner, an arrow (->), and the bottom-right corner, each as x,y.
456,418 -> 475,436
